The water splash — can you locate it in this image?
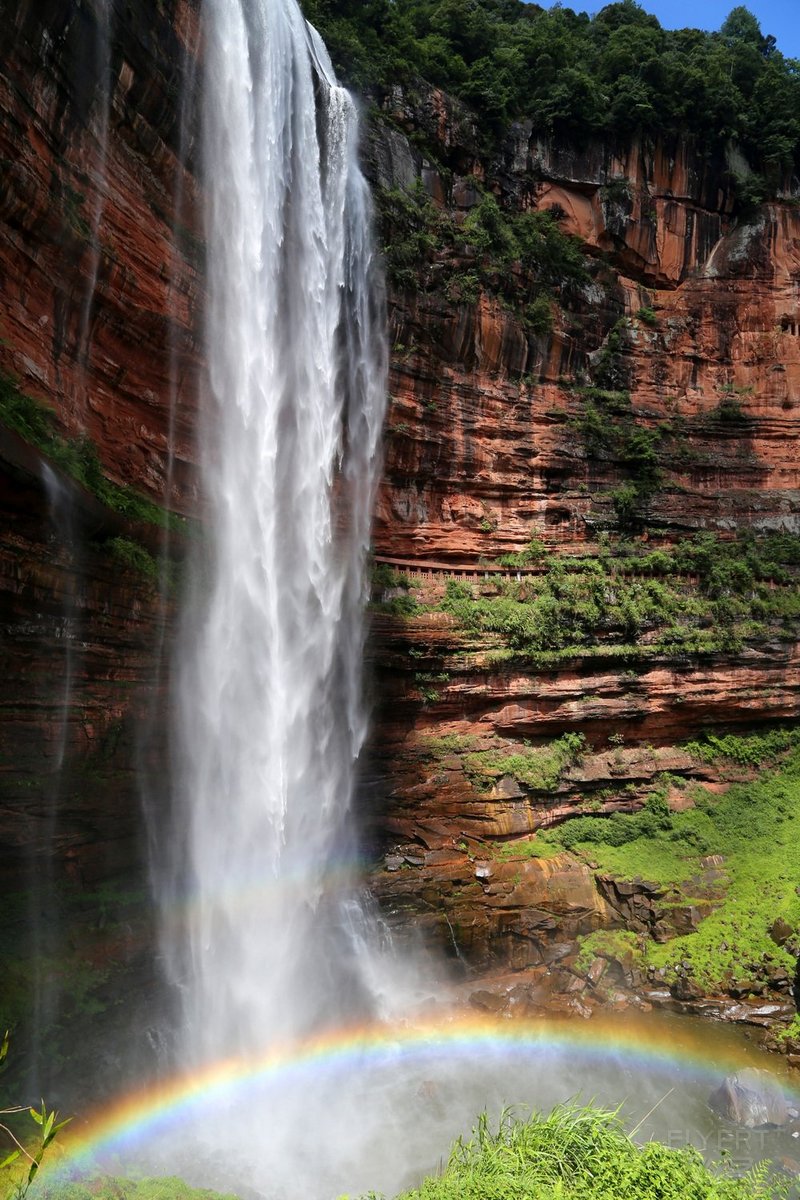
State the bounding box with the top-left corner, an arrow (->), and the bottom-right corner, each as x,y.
167,0 -> 390,1065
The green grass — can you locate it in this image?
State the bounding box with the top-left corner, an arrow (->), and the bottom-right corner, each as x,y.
420,733 -> 478,759
575,930 -> 640,974
546,750 -> 800,991
683,727 -> 800,767
37,1178 -> 239,1200
463,733 -> 585,793
572,835 -> 697,889
492,835 -> 562,862
32,1107 -> 791,1200
375,1105 -> 788,1200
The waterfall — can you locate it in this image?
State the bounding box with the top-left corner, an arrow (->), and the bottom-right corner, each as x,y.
77,0 -> 112,381
168,0 -> 389,1066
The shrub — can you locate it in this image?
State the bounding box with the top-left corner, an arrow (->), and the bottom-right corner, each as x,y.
390,1104 -> 788,1200
1,1034 -> 70,1200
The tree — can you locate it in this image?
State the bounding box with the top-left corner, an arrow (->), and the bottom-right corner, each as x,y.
720,6 -> 764,48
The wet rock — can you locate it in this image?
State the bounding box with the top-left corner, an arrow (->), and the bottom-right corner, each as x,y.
728,980 -> 765,998
586,957 -> 607,986
766,965 -> 792,990
709,1069 -> 791,1128
506,984 -> 545,1018
771,918 -> 794,947
645,988 -> 673,1005
671,976 -> 705,1002
468,988 -> 507,1014
541,942 -> 574,965
567,997 -> 593,1020
490,775 -> 524,800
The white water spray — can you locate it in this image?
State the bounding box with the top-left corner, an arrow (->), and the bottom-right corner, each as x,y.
169,0 -> 390,1066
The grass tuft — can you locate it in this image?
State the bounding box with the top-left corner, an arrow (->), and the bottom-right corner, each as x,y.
376,1105 -> 788,1199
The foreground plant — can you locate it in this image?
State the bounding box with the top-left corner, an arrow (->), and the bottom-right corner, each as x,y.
356,1105 -> 790,1200
0,1032 -> 70,1200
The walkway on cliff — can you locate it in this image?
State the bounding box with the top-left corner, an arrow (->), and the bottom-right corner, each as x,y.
373,554 -> 708,586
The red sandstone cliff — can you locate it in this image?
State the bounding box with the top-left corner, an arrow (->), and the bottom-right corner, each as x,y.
0,7 -> 799,1039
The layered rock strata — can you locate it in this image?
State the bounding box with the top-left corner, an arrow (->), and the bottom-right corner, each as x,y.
0,10 -> 799,1051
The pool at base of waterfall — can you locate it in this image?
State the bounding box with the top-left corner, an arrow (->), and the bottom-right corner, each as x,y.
55,1008 -> 800,1200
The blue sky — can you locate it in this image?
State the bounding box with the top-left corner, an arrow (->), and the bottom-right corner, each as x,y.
533,1 -> 800,59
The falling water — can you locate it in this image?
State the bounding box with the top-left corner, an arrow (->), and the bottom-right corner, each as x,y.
76,0 -> 112,378
27,465 -> 82,1093
169,0 -> 390,1066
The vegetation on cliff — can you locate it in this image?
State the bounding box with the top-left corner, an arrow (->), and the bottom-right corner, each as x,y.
305,0 -> 799,195
431,532 -> 800,664
550,735 -> 800,995
377,180 -> 589,323
0,373 -> 182,537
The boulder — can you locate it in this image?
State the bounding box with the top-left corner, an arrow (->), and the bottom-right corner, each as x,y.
770,918 -> 794,947
709,1069 -> 791,1128
671,975 -> 704,1002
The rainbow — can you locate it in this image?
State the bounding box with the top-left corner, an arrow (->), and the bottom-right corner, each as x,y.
49,1011 -> 800,1180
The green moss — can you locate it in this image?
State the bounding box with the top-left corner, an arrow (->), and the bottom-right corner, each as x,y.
571,382 -> 663,531
107,537 -> 160,583
420,733 -> 478,759
552,750 -> 800,991
0,372 -> 184,534
463,732 -> 585,793
493,835 -> 562,862
575,929 -> 639,975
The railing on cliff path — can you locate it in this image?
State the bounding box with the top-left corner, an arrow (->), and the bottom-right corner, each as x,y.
372,554 -> 709,587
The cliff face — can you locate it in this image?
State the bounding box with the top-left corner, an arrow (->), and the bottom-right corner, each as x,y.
361,82 -> 800,994
0,0 -> 201,815
0,8 -> 799,1036
373,85 -> 800,561
0,0 -> 202,513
